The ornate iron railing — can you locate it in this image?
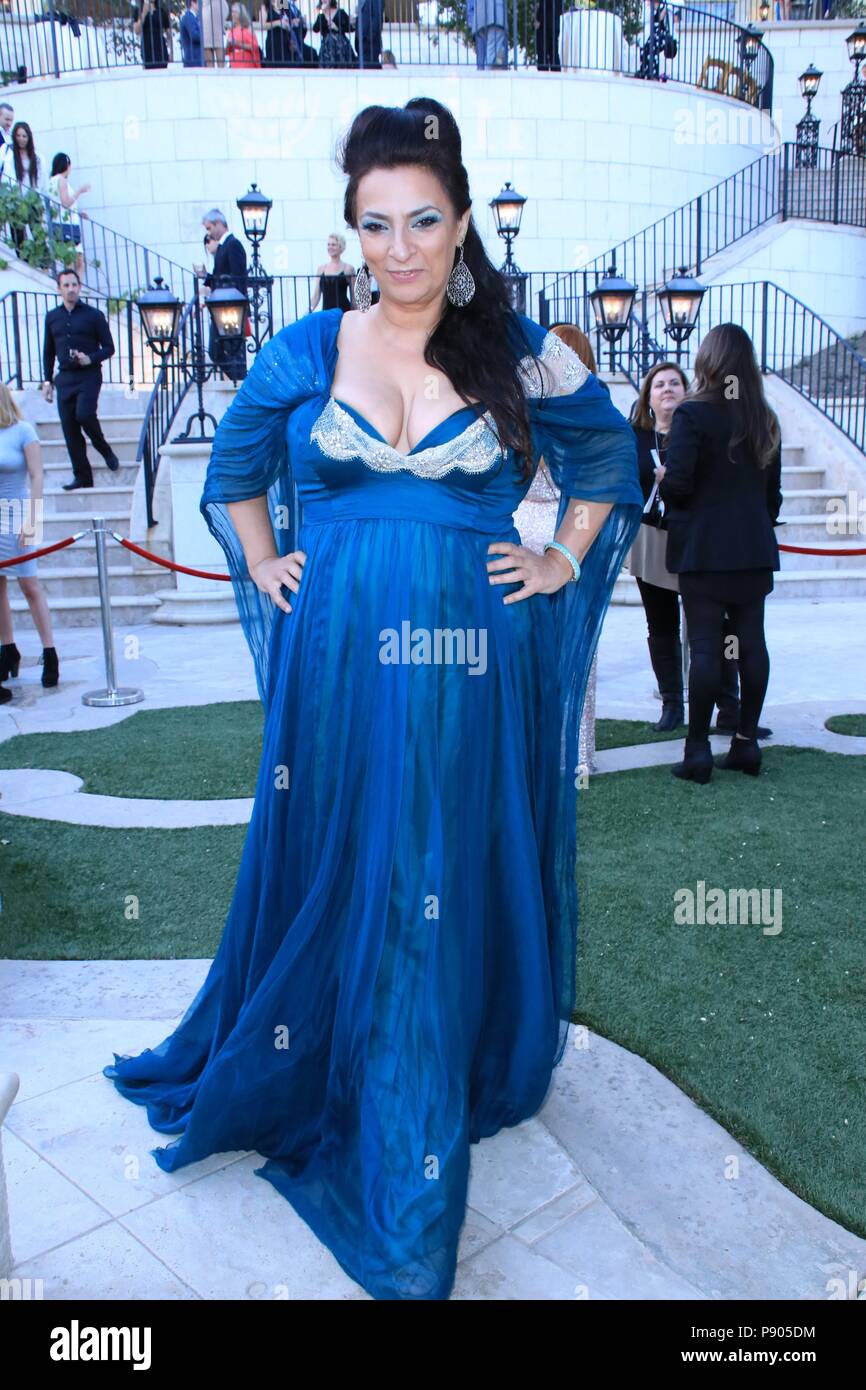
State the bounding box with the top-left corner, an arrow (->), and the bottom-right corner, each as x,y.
0,1 -> 772,107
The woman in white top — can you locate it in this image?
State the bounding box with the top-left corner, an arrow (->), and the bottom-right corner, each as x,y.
0,384 -> 58,701
46,152 -> 90,280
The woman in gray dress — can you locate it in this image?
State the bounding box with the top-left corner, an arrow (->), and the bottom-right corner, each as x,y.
0,384 -> 58,698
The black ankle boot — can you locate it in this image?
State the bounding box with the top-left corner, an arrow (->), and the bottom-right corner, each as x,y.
0,682 -> 11,704
41,647 -> 59,688
0,642 -> 21,680
648,635 -> 685,733
716,735 -> 762,776
671,735 -> 714,784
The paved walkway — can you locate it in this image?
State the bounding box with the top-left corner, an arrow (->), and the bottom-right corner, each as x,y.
1,600 -> 865,1299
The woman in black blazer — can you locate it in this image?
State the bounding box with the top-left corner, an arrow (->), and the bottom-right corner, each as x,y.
659,324 -> 783,782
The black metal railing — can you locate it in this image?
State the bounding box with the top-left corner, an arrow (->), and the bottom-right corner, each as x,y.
618,280 -> 866,455
0,287 -> 161,389
0,176 -> 193,303
136,296 -> 198,528
0,1 -> 772,107
575,142 -> 865,297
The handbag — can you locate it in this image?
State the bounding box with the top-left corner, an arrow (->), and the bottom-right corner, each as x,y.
663,33 -> 678,59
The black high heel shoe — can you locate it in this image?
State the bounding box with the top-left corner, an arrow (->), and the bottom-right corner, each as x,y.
715,735 -> 762,776
671,735 -> 714,784
0,683 -> 11,704
0,642 -> 21,680
41,647 -> 59,688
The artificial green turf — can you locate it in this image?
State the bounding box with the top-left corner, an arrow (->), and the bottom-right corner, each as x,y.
0,701 -> 264,799
0,820 -> 247,958
595,718 -> 683,749
825,714 -> 866,737
575,745 -> 865,1239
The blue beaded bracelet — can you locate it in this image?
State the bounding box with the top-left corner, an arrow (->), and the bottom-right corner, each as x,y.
543,540 -> 581,583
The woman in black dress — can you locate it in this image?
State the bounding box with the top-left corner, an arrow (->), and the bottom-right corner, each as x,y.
258,1 -> 304,64
132,0 -> 172,68
627,360 -> 688,731
312,0 -> 355,64
660,324 -> 783,782
310,233 -> 355,312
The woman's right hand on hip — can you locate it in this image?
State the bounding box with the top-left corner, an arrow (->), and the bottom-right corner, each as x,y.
250,551 -> 306,613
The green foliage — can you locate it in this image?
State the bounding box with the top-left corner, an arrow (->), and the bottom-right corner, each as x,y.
0,183 -> 77,274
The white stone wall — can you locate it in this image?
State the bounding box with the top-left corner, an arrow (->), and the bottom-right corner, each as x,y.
8,66 -> 778,291
699,220 -> 866,338
752,19 -> 861,146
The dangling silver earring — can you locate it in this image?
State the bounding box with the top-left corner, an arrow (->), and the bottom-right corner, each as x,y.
354,262 -> 372,313
446,242 -> 475,307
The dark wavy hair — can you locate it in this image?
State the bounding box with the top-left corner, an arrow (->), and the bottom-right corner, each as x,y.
336,97 -> 541,478
11,122 -> 39,188
630,360 -> 689,431
687,323 -> 780,470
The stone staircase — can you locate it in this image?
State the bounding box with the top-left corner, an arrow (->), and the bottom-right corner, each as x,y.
8,394 -> 166,630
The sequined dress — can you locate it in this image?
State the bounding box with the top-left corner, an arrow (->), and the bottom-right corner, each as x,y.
104,308 -> 642,1301
514,457 -> 599,772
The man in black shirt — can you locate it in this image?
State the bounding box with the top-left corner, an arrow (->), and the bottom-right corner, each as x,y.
41,269 -> 120,490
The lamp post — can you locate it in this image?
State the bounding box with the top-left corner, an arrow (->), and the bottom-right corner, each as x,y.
656,267 -> 705,362
795,64 -> 822,170
489,181 -> 527,314
738,23 -> 762,105
236,182 -> 273,354
840,25 -> 866,158
138,275 -> 248,444
589,259 -> 637,374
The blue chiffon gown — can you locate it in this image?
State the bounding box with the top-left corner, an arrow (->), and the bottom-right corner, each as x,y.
104,307 -> 642,1300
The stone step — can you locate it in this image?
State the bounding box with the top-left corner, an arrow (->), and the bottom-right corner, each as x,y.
42,484 -> 134,518
15,535 -> 170,572
8,592 -> 163,628
6,565 -> 167,599
777,515 -> 864,543
40,508 -> 132,541
781,465 -> 824,489
39,437 -> 142,464
779,488 -> 859,518
36,413 -> 146,442
778,538 -> 866,571
42,460 -> 141,487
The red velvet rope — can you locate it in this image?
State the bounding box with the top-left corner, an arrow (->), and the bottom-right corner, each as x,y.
0,533 -> 86,568
112,533 -> 232,580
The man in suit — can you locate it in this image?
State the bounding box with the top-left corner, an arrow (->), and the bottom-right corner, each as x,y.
201,208 -> 249,384
40,269 -> 120,491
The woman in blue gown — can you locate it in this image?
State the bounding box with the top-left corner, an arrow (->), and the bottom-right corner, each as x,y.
105,98 -> 642,1300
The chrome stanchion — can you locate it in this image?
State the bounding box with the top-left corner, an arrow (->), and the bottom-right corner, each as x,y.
82,517 -> 144,708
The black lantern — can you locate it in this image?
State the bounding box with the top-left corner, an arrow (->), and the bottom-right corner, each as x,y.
740,23 -> 762,65
846,24 -> 866,73
590,263 -> 637,343
799,63 -> 822,101
237,183 -> 272,243
236,184 -> 273,354
489,181 -> 527,238
490,181 -> 528,312
796,64 -> 822,168
758,0 -> 769,21
138,277 -> 181,358
657,267 -> 705,344
840,26 -> 866,157
205,278 -> 248,341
